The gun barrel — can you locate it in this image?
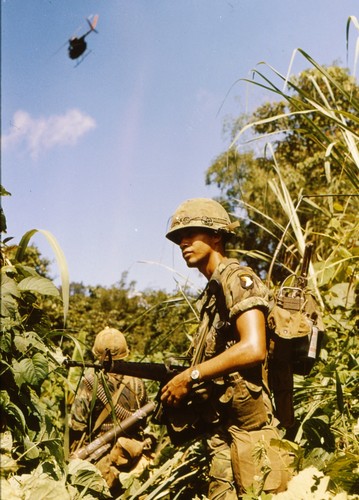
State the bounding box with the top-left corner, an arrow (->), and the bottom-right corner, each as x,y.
64,359 -> 101,369
106,359 -> 184,382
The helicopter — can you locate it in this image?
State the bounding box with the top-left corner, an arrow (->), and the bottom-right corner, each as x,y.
68,15 -> 99,60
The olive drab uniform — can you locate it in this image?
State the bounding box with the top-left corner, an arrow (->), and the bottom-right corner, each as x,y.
191,258 -> 292,499
69,368 -> 149,491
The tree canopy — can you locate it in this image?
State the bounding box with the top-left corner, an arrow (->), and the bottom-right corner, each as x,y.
206,65 -> 359,283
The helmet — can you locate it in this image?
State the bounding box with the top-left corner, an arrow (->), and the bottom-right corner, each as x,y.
92,327 -> 129,360
166,198 -> 239,244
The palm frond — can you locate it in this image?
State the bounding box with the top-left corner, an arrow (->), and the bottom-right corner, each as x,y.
15,229 -> 69,326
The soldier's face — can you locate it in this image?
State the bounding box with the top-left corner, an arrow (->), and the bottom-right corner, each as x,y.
178,229 -> 218,268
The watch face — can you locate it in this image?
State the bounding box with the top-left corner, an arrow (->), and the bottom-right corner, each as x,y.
191,369 -> 200,381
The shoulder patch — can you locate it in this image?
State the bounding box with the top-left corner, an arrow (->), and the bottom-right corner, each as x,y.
239,275 -> 254,289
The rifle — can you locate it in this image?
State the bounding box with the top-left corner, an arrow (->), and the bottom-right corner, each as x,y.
64,356 -> 188,382
70,401 -> 156,461
267,243 -> 324,430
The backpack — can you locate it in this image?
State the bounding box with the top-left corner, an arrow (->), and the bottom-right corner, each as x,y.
211,245 -> 325,431
266,244 -> 325,430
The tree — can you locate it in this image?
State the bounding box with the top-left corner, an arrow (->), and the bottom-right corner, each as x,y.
58,279 -> 197,362
205,57 -> 359,495
206,65 -> 359,282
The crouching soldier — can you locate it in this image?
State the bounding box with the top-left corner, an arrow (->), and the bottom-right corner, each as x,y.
69,327 -> 153,496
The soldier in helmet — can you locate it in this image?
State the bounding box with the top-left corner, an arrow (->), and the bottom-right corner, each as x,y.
69,327 -> 152,495
160,198 -> 292,499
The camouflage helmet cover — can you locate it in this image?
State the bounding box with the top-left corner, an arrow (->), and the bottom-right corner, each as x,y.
92,327 -> 129,360
166,198 -> 239,244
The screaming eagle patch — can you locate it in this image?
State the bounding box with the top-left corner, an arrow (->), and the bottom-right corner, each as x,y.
240,275 -> 254,289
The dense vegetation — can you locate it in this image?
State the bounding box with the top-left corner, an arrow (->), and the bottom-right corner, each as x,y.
1,49 -> 358,499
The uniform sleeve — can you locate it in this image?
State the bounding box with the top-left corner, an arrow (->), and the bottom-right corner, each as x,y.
222,265 -> 269,319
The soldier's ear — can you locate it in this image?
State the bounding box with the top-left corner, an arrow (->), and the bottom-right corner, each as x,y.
211,231 -> 224,247
215,234 -> 222,243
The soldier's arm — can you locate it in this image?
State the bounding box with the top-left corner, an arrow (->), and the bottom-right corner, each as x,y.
161,308 -> 266,406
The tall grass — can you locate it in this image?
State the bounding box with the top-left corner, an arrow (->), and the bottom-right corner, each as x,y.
223,19 -> 359,498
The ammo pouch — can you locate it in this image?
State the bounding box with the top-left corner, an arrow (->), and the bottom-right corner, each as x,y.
267,285 -> 324,429
230,425 -> 293,495
155,379 -> 233,446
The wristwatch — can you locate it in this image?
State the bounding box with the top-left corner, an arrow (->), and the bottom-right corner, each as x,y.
190,368 -> 201,383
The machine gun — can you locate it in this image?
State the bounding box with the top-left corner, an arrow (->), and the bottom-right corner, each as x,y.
70,401 -> 156,461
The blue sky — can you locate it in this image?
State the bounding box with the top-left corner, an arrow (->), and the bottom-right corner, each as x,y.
2,0 -> 358,293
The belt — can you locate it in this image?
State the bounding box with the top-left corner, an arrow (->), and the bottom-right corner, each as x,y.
227,371 -> 242,383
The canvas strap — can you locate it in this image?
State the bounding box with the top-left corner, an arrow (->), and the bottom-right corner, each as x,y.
84,374 -> 130,433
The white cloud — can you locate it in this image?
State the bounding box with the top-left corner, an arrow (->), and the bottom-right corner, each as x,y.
2,109 -> 96,159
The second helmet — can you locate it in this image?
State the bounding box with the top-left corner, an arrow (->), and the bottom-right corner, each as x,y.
92,327 -> 129,360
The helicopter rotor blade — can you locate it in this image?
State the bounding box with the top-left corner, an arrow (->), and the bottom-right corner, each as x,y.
86,14 -> 99,33
51,39 -> 70,57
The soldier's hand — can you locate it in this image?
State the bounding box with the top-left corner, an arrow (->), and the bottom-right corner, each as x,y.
160,370 -> 192,407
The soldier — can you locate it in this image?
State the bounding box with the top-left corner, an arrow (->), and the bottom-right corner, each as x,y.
69,327 -> 152,495
160,198 -> 292,499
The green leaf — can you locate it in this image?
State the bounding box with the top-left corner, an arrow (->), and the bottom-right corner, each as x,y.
0,274 -> 19,317
13,334 -> 31,354
333,202 -> 344,212
12,353 -> 49,387
15,470 -> 71,499
15,229 -> 69,325
324,451 -> 359,493
20,331 -> 51,355
68,458 -> 111,496
326,282 -> 356,308
335,370 -> 344,413
0,453 -> 19,474
0,273 -> 20,297
23,436 -> 40,460
0,331 -> 12,353
0,391 -> 27,434
18,276 -> 59,297
41,439 -> 65,465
